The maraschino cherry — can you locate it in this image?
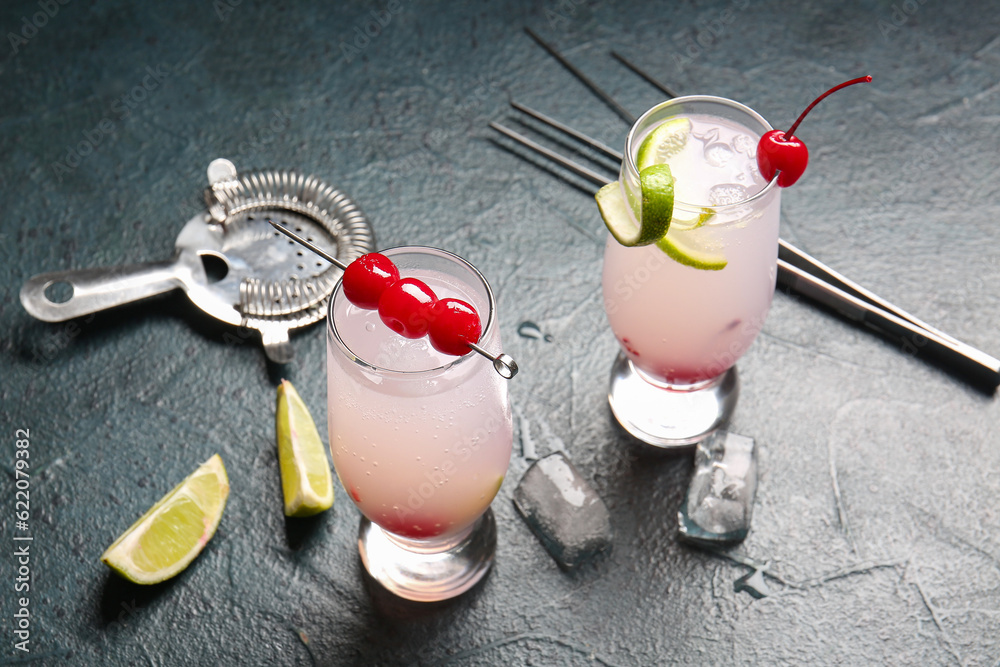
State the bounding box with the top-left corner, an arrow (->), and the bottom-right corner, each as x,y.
757,75 -> 871,187
428,298 -> 483,356
268,220 -> 516,376
341,252 -> 484,355
342,252 -> 399,309
377,277 -> 438,339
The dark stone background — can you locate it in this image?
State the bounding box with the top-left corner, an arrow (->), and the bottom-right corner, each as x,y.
2,0 -> 999,664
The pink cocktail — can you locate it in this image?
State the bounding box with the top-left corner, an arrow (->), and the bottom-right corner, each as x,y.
327,246 -> 512,601
601,97 -> 781,446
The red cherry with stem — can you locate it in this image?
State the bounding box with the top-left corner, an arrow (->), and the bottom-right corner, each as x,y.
342,253 -> 400,309
757,75 -> 872,187
757,131 -> 808,187
378,277 -> 437,338
428,298 -> 482,356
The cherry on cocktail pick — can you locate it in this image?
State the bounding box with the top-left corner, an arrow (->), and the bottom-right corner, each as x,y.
268,220 -> 518,378
757,75 -> 872,187
342,252 -> 399,309
428,298 -> 483,356
378,277 -> 438,339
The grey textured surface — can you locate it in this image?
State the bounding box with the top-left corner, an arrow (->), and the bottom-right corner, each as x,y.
2,0 -> 999,665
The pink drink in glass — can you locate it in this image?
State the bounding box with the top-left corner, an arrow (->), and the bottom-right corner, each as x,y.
601,97 -> 781,446
326,246 -> 512,600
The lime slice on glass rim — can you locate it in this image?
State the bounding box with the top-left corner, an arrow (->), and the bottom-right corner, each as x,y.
596,164 -> 675,247
596,170 -> 727,270
636,117 -> 691,170
101,454 -> 229,585
276,379 -> 334,518
596,112 -> 727,269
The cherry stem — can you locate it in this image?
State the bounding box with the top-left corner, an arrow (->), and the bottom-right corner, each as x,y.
784,75 -> 872,140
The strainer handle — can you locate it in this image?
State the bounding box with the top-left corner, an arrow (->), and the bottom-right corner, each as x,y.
20,257 -> 196,323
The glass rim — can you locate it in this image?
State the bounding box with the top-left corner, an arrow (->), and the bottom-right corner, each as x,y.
327,245 -> 498,378
624,95 -> 780,212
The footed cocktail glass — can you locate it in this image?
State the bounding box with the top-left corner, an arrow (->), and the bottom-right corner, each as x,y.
326,246 -> 513,601
602,97 -> 781,447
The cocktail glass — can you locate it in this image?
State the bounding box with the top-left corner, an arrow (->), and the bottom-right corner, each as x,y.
602,96 -> 781,447
326,246 -> 513,601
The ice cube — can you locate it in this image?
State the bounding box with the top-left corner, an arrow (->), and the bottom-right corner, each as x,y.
704,141 -> 735,167
513,452 -> 613,570
678,431 -> 758,544
732,133 -> 756,157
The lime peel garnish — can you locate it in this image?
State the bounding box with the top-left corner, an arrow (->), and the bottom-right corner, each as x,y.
595,165 -> 675,247
596,111 -> 727,270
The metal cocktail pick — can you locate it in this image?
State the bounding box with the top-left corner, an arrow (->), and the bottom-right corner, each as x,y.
268,219 -> 518,379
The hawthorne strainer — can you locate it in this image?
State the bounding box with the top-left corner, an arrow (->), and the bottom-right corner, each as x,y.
20,159 -> 375,362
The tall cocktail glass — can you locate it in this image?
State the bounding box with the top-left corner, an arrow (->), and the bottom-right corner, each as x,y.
602,96 -> 781,447
326,246 -> 513,601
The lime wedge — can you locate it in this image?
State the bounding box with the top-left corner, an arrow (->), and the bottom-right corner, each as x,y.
656,225 -> 728,271
276,380 -> 334,517
101,454 -> 229,585
596,164 -> 675,247
636,117 -> 690,170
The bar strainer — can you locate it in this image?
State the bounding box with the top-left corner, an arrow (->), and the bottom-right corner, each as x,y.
20,159 -> 375,362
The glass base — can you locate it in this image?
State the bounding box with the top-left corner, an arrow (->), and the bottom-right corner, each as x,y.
358,508 -> 496,602
607,352 -> 739,448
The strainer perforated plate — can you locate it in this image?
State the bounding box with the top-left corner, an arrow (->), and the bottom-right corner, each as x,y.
20,158 -> 374,362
